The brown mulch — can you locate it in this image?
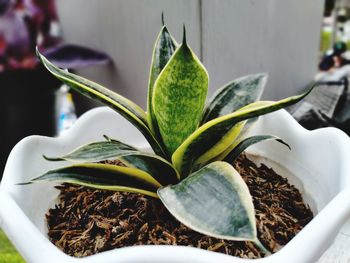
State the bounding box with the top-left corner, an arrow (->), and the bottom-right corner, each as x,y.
46,154 -> 313,259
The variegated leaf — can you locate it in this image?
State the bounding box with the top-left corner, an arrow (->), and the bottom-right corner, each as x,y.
44,139 -> 137,162
147,25 -> 177,139
172,84 -> 315,177
193,121 -> 246,166
26,163 -> 161,198
44,139 -> 179,185
223,135 -> 290,163
158,161 -> 268,250
153,29 -> 209,155
120,154 -> 179,185
36,49 -> 167,158
202,73 -> 267,123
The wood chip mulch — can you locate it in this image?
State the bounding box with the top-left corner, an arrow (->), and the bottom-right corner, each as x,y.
46,154 -> 313,259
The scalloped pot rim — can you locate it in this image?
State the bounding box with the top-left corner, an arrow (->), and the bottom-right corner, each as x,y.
1,107 -> 350,263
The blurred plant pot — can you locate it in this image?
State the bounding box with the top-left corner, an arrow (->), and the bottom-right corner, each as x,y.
1,107 -> 350,262
0,66 -> 61,178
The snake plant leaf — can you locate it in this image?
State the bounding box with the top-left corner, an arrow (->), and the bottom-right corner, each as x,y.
201,74 -> 267,124
43,140 -> 179,185
147,25 -> 177,136
153,29 -> 209,155
120,154 -> 179,185
193,121 -> 246,167
158,161 -> 258,241
223,135 -> 290,164
37,48 -> 147,124
43,140 -> 138,162
172,84 -> 315,177
209,125 -> 253,163
197,74 -> 267,164
27,163 -> 161,198
36,49 -> 167,158
42,43 -> 111,69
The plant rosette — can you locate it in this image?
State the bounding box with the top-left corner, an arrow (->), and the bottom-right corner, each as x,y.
1,107 -> 350,263
1,20 -> 350,263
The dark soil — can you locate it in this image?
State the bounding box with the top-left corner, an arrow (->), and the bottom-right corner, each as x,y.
46,154 -> 313,259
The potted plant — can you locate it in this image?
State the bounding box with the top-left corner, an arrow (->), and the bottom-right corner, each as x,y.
1,21 -> 350,263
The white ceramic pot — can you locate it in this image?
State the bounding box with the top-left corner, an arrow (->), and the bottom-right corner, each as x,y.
1,107 -> 350,263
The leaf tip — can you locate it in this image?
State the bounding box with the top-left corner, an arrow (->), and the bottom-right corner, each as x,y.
253,239 -> 271,255
103,134 -> 111,141
43,154 -> 63,162
16,181 -> 32,186
161,11 -> 165,26
35,45 -> 39,55
259,72 -> 269,81
35,46 -> 44,61
182,24 -> 187,46
276,139 -> 291,150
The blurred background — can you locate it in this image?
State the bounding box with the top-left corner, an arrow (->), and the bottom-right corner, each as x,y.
0,0 -> 350,180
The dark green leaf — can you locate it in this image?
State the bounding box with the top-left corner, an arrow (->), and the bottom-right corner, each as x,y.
202,74 -> 267,123
223,135 -> 290,163
44,140 -> 138,162
120,153 -> 179,185
147,25 -> 177,139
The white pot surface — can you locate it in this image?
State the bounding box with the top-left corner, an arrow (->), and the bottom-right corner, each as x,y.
1,107 -> 350,263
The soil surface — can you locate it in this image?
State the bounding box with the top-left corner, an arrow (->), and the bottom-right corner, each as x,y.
46,154 -> 313,259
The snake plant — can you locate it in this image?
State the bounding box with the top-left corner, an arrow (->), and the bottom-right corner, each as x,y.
28,21 -> 314,254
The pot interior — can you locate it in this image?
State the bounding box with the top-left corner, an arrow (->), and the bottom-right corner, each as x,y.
246,153 -> 317,214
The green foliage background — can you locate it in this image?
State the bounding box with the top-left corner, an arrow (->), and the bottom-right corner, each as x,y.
0,229 -> 24,263
319,30 -> 350,55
